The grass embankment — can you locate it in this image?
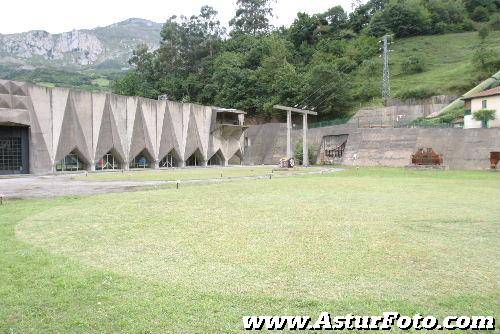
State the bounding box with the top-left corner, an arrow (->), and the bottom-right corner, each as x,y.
390,30 -> 500,99
1,168 -> 499,333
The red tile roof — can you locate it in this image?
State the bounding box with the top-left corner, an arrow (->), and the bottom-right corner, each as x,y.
466,86 -> 500,99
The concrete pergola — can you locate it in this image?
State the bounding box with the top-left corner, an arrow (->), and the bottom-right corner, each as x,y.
274,105 -> 318,166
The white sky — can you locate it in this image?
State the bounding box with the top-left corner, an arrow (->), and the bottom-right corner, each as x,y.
0,0 -> 357,34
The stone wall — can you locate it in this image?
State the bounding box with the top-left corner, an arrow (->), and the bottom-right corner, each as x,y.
244,122 -> 500,169
243,97 -> 500,170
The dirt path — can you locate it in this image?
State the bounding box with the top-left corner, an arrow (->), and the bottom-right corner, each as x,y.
0,168 -> 343,199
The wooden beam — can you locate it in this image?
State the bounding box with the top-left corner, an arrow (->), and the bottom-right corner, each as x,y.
273,105 -> 318,116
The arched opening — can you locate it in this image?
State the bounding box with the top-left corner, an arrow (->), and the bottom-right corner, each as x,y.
228,150 -> 243,165
96,150 -> 122,170
160,149 -> 180,168
56,150 -> 87,171
208,149 -> 225,166
185,149 -> 204,167
129,149 -> 152,169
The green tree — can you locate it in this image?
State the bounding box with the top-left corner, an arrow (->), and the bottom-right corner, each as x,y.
229,0 -> 275,36
382,1 -> 431,37
471,6 -> 490,21
473,26 -> 500,75
473,109 -> 496,128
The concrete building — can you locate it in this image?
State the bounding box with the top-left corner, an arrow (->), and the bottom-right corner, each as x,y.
463,87 -> 500,129
0,79 -> 246,175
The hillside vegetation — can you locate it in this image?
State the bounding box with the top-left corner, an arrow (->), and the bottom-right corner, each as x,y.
390,30 -> 500,99
114,0 -> 500,120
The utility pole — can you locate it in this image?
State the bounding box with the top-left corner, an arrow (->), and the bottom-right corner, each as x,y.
381,35 -> 391,105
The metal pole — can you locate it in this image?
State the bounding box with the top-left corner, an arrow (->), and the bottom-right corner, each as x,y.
286,110 -> 291,159
303,113 -> 308,166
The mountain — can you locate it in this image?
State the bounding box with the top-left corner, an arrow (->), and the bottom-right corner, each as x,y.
0,18 -> 163,69
0,18 -> 163,92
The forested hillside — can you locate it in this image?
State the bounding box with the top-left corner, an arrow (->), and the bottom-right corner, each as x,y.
113,0 -> 500,120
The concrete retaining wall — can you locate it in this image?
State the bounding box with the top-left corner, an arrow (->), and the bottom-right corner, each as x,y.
244,123 -> 500,170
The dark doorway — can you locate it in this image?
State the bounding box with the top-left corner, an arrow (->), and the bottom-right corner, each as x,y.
208,150 -> 224,166
160,149 -> 180,168
96,150 -> 122,170
0,125 -> 29,174
56,150 -> 87,172
186,149 -> 204,167
130,149 -> 152,169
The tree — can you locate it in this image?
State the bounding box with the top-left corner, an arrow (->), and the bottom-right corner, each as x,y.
381,1 -> 431,37
473,26 -> 500,76
471,6 -> 490,21
473,109 -> 496,128
230,0 -> 275,36
349,0 -> 389,33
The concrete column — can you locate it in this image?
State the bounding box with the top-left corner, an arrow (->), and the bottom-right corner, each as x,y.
153,160 -> 160,169
286,110 -> 292,158
179,160 -> 186,168
303,113 -> 308,166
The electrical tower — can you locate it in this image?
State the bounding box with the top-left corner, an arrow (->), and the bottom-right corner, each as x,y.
381,35 -> 391,105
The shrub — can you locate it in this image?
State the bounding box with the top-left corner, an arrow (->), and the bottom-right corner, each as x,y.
412,106 -> 465,126
471,6 -> 490,22
294,141 -> 315,165
395,87 -> 435,100
401,55 -> 426,74
473,109 -> 496,128
489,13 -> 500,30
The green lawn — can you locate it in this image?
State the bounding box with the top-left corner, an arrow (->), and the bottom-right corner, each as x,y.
74,166 -> 325,182
1,168 -> 499,333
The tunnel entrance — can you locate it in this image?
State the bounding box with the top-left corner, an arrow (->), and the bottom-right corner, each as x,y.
0,125 -> 29,174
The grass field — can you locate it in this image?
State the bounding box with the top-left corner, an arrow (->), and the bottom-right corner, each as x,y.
1,168 -> 499,333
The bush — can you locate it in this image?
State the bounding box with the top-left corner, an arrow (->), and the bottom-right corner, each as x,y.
395,87 -> 435,100
489,13 -> 500,30
471,6 -> 490,22
412,106 -> 465,126
401,55 -> 426,74
473,109 -> 496,128
294,141 -> 315,165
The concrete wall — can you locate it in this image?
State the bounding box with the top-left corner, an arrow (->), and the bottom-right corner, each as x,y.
244,122 -> 500,169
464,95 -> 500,129
351,95 -> 454,128
0,79 -> 245,174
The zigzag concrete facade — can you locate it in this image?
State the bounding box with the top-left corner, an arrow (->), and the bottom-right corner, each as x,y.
0,80 -> 245,174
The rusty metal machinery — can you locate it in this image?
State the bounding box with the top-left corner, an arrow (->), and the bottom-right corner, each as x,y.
490,152 -> 500,169
411,148 -> 443,166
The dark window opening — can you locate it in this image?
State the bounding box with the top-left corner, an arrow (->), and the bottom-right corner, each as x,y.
186,149 -> 204,167
96,151 -> 121,170
0,125 -> 29,174
160,150 -> 179,168
56,151 -> 86,171
130,150 -> 152,169
208,150 -> 224,166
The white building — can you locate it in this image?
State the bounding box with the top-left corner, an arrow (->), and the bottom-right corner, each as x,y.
463,87 -> 500,129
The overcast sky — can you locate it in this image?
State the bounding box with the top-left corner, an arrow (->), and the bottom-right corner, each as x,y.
0,0 -> 358,34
